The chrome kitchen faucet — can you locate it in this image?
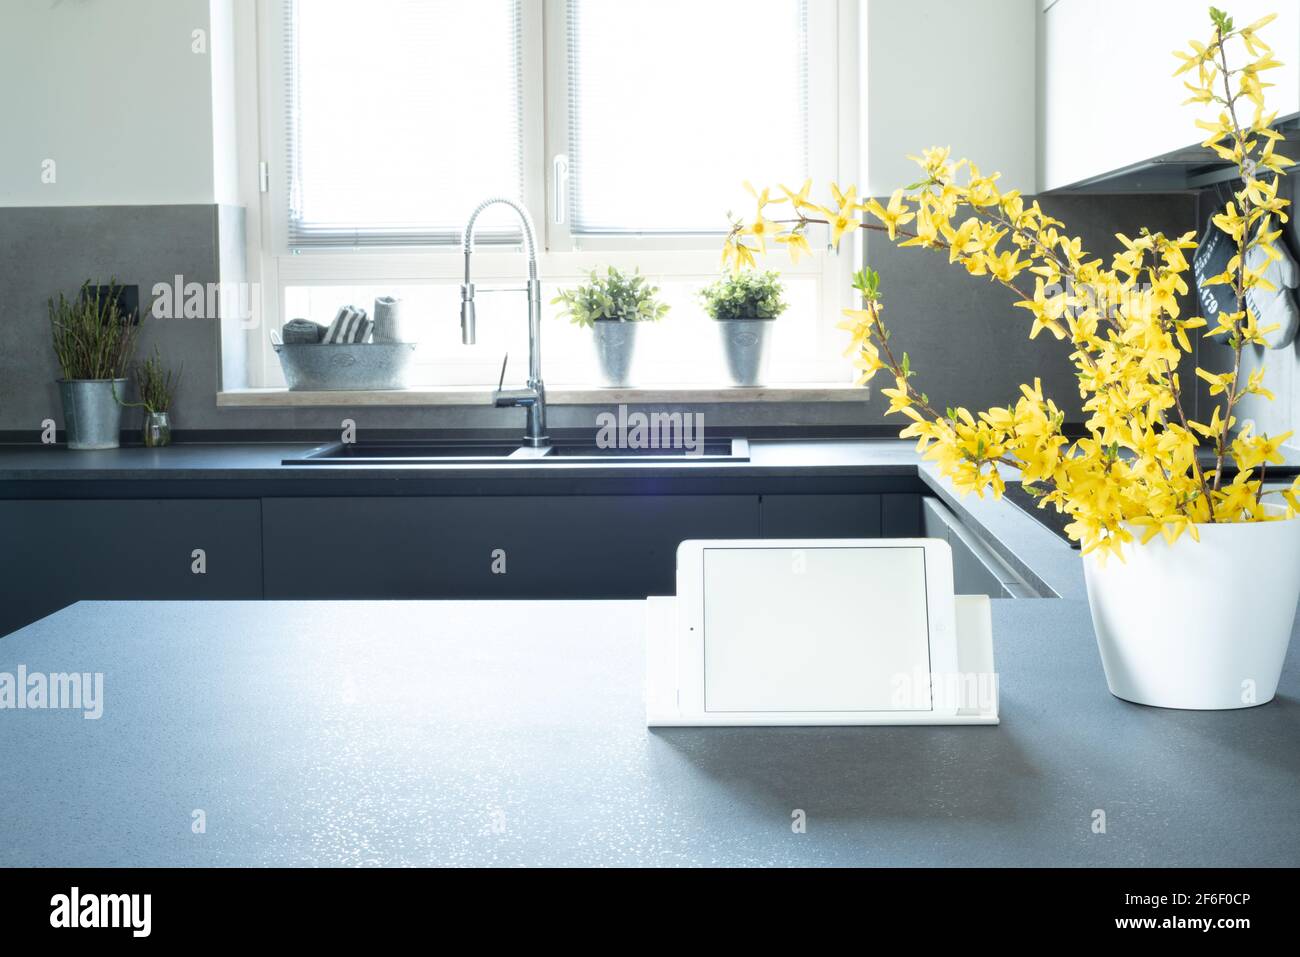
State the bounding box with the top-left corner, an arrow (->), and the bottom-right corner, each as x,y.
459,198 -> 548,448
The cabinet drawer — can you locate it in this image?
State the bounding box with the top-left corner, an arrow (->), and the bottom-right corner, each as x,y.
262,495 -> 759,600
759,494 -> 882,538
921,497 -> 1035,599
0,499 -> 263,636
882,493 -> 920,536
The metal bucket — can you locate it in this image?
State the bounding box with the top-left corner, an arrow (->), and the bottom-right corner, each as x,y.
717,319 -> 774,387
272,341 -> 416,391
592,321 -> 639,387
58,379 -> 126,450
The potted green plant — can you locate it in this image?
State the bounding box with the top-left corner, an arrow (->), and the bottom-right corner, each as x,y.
49,280 -> 138,450
118,347 -> 182,448
552,266 -> 669,387
699,269 -> 788,386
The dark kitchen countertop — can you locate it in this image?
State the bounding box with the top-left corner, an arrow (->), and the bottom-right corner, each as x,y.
0,438 -> 929,512
0,438 -> 922,481
1,597 -> 1296,867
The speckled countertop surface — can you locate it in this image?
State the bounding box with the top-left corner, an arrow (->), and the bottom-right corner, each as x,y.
0,599 -> 1296,867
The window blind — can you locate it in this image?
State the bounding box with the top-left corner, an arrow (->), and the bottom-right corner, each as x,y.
565,0 -> 810,235
283,0 -> 525,249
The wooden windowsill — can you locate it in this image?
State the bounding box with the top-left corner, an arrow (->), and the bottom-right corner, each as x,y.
216,383 -> 871,408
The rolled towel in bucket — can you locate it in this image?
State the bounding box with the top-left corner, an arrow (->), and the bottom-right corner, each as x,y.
373,296 -> 404,342
282,318 -> 326,344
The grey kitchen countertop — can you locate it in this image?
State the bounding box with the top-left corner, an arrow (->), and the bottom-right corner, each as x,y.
0,598 -> 1296,867
0,437 -> 921,481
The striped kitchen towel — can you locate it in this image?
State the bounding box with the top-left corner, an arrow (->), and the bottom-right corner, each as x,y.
323,306 -> 373,344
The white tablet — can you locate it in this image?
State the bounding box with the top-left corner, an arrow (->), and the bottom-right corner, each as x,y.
671,539 -> 960,723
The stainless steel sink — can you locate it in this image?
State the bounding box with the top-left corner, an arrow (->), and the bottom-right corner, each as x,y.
283,438 -> 749,465
544,438 -> 744,460
286,442 -> 523,464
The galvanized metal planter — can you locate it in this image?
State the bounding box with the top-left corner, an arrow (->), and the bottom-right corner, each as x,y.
272,341 -> 417,391
717,319 -> 774,387
592,321 -> 639,387
58,379 -> 126,450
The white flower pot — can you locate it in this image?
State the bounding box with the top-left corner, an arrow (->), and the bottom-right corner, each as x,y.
1083,504 -> 1300,709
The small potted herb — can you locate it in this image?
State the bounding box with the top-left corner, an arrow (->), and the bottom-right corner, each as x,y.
119,348 -> 182,447
699,269 -> 787,386
49,280 -> 138,449
552,266 -> 669,386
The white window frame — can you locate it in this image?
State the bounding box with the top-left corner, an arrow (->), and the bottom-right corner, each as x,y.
234,0 -> 860,391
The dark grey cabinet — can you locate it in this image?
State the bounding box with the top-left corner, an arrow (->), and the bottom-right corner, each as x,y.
759,493 -> 921,539
881,493 -> 921,537
0,499 -> 263,637
262,494 -> 760,600
759,494 -> 882,537
920,496 -> 1038,598
0,485 -> 936,635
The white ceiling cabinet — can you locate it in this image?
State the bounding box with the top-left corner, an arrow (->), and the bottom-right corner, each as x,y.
1041,0 -> 1300,191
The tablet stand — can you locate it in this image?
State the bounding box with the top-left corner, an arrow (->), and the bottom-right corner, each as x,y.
645,594 -> 998,727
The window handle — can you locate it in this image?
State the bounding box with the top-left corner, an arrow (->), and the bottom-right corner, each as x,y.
552,154 -> 570,225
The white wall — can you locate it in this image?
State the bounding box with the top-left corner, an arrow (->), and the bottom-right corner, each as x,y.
209,0 -> 241,206
0,0 -> 226,206
861,0 -> 1038,196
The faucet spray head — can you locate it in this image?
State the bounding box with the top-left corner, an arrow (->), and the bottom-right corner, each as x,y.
460,284 -> 476,345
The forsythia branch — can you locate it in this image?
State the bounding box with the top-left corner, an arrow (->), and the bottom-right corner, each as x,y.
719,7 -> 1298,556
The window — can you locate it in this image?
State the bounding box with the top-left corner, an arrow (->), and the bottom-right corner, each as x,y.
565,0 -> 809,234
284,0 -> 525,247
243,0 -> 857,390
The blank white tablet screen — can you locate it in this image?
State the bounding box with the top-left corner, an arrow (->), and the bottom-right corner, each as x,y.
702,546 -> 932,712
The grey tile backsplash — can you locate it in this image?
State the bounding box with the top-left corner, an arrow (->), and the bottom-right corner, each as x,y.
861,191 -> 1205,425
1,205 -> 226,435
2,193 -> 1246,439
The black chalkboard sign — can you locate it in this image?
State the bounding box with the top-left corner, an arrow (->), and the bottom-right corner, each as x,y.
1193,217 -> 1236,320
1194,211 -> 1298,338
81,283 -> 140,325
